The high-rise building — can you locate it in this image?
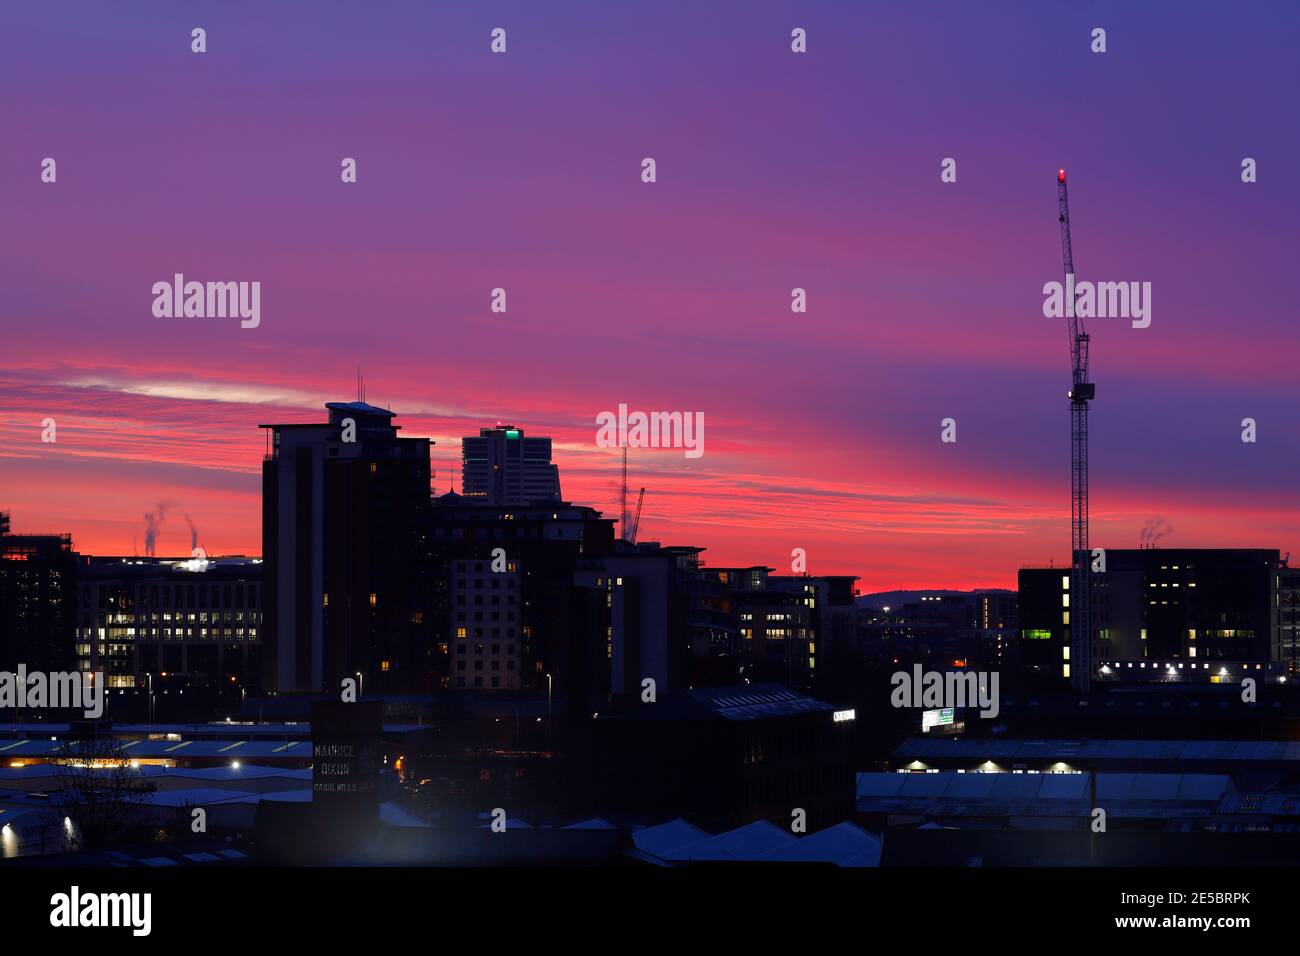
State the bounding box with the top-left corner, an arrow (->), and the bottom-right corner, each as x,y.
448,556 -> 524,690
461,426 -> 561,505
260,402 -> 434,694
430,494 -> 614,708
0,513 -> 78,674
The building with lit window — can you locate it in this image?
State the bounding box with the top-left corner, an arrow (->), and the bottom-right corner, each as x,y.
575,544 -> 743,698
1275,565 -> 1300,668
1018,549 -> 1281,685
75,556 -> 262,690
768,575 -> 861,689
461,426 -> 561,505
261,402 -> 435,695
431,494 -> 614,707
734,590 -> 813,688
0,512 -> 78,674
449,558 -> 522,690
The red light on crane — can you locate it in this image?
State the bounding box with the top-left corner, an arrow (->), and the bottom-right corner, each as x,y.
1057,169 -> 1067,183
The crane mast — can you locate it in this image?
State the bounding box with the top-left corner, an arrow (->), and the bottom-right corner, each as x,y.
1057,169 -> 1093,693
620,445 -> 629,540
629,487 -> 645,544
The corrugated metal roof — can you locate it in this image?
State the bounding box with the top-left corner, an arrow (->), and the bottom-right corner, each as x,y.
858,771 -> 1233,818
753,822 -> 881,867
659,820 -> 794,861
895,737 -> 1300,765
630,818 -> 711,856
0,740 -> 312,759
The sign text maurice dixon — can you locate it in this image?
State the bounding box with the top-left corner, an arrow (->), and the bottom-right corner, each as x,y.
313,742 -> 379,794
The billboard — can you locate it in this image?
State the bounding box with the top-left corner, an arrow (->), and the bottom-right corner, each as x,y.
921,707 -> 955,733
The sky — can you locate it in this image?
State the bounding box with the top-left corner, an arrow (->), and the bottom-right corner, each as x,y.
1,1 -> 1298,592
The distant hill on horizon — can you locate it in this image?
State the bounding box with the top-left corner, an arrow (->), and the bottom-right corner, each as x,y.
856,587 -> 1014,609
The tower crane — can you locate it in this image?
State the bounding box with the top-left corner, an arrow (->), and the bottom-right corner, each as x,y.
628,487 -> 645,544
620,446 -> 628,538
1058,168 -> 1094,693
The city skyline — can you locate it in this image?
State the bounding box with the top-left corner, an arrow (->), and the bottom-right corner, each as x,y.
3,1 -> 1298,592
3,1 -> 1299,921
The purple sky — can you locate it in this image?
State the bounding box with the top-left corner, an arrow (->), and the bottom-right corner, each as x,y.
2,1 -> 1298,590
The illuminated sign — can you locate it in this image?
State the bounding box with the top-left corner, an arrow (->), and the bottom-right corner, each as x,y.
832,709 -> 856,723
922,707 -> 955,732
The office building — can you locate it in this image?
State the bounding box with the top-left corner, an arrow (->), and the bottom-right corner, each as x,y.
1018,548 -> 1281,684
461,426 -> 561,505
734,589 -> 813,687
75,555 -> 262,690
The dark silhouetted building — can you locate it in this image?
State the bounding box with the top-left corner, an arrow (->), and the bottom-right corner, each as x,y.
0,512 -> 78,674
1276,564 -> 1300,667
575,544 -> 741,698
592,683 -> 854,831
261,402 -> 434,695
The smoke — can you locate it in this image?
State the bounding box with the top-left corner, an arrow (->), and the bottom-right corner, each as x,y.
1139,517 -> 1174,549
185,514 -> 199,553
142,501 -> 177,557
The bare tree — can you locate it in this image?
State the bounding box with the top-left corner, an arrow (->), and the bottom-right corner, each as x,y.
51,736 -> 156,850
